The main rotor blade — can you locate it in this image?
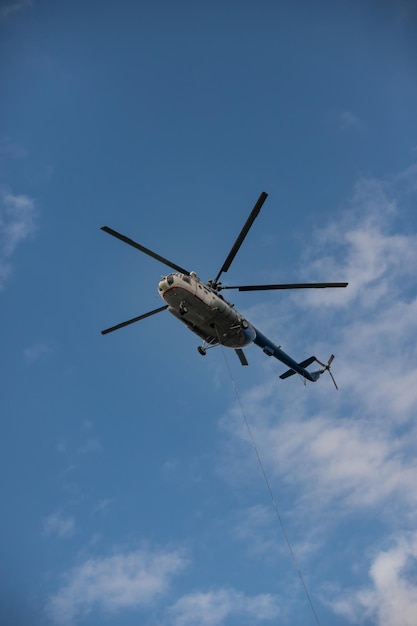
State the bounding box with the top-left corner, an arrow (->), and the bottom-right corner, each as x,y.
101,226 -> 190,275
219,282 -> 348,291
213,191 -> 268,284
101,305 -> 168,335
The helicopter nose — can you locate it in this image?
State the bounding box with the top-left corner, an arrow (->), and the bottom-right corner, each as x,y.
159,273 -> 176,289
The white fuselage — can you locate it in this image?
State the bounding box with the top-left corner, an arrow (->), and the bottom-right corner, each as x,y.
158,272 -> 256,348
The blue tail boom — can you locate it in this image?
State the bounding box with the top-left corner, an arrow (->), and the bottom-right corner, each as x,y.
253,328 -> 322,383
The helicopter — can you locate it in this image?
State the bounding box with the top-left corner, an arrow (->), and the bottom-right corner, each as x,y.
101,192 -> 347,388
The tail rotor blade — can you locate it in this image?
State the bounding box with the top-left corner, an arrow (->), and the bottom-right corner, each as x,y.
329,370 -> 339,391
101,305 -> 168,335
315,354 -> 339,390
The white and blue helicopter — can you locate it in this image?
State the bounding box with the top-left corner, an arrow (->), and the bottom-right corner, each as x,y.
101,192 -> 347,387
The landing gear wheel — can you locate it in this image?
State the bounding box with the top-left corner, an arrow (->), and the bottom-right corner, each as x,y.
179,302 -> 188,316
198,346 -> 207,356
241,319 -> 249,329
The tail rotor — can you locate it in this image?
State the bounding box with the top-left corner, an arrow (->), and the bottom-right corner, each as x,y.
315,355 -> 339,390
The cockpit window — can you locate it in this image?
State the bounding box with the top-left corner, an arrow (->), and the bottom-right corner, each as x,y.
182,275 -> 191,284
167,274 -> 174,285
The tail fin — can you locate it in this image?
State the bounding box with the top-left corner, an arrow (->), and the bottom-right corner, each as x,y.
279,356 -> 316,380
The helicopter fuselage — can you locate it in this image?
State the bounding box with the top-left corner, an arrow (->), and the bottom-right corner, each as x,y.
158,272 -> 256,349
157,272 -> 325,381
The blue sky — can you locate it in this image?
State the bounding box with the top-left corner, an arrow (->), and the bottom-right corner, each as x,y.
1,1 -> 417,625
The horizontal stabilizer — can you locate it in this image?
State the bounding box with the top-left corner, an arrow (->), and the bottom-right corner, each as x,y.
279,356 -> 316,379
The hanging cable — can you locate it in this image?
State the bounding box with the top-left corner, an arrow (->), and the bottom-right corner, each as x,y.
220,346 -> 322,626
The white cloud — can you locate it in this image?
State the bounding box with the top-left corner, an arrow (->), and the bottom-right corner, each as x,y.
77,437 -> 103,455
0,188 -> 37,289
299,176 -> 417,308
393,162 -> 417,194
335,297 -> 417,423
169,588 -> 280,626
23,342 -> 52,364
257,414 -> 417,512
0,0 -> 32,21
294,169 -> 417,424
93,499 -> 113,514
339,110 -> 366,132
0,138 -> 28,159
43,512 -> 75,539
232,504 -> 276,557
222,166 -> 417,512
330,532 -> 417,626
218,163 -> 417,623
46,547 -> 187,625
